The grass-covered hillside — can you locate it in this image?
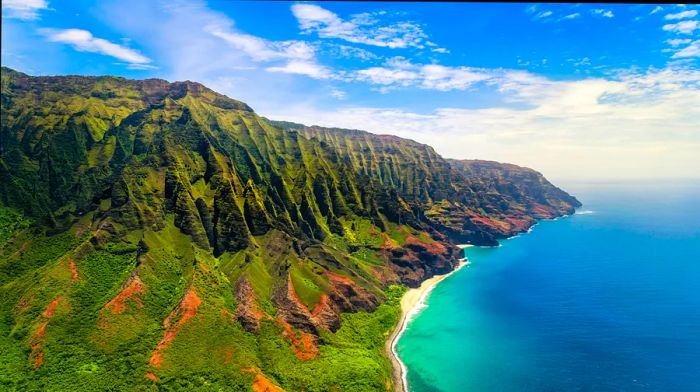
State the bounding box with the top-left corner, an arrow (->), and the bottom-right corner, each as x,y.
0,67 -> 578,391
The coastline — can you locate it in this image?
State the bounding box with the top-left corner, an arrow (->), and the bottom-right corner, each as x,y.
387,245 -> 472,392
386,212 -> 578,391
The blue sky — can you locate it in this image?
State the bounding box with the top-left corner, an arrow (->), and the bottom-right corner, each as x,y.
2,1 -> 699,180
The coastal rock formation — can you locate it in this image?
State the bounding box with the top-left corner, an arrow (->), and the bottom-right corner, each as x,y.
0,67 -> 580,391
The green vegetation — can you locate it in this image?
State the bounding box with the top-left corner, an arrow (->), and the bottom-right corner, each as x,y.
260,285 -> 404,392
275,121 -> 581,245
0,207 -> 30,246
0,67 -> 579,391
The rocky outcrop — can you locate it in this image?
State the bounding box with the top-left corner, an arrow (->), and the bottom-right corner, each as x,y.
235,278 -> 264,332
272,278 -> 320,336
387,235 -> 459,288
273,271 -> 381,336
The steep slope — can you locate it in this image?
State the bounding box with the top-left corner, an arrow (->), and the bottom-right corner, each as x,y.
0,68 -> 457,391
272,122 -> 581,245
272,122 -> 456,206
1,68 -> 578,391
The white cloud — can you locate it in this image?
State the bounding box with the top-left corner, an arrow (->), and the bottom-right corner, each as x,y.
560,13 -> 581,20
650,6 -> 663,15
206,22 -> 330,79
353,59 -> 493,92
672,40 -> 700,58
209,27 -> 314,62
384,56 -> 413,68
292,3 -> 354,36
592,9 -> 615,18
266,60 -> 331,79
665,10 -> 698,20
667,38 -> 692,46
663,20 -> 699,34
420,64 -> 492,91
573,57 -> 591,67
332,44 -> 379,61
269,67 -> 700,180
2,0 -> 48,20
356,67 -> 419,86
431,47 -> 450,54
42,28 -> 151,64
125,63 -> 158,70
291,3 -> 431,49
330,89 -> 346,99
536,11 -> 553,19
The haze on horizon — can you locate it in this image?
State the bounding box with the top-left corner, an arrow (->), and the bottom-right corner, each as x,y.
3,1 -> 699,181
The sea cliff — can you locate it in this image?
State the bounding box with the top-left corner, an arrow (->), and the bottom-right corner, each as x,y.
0,67 -> 579,391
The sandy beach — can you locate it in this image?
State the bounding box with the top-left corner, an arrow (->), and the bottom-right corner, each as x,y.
387,245 -> 472,392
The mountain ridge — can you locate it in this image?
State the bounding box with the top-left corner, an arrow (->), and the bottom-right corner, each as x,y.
272,120 -> 580,245
0,67 -> 579,391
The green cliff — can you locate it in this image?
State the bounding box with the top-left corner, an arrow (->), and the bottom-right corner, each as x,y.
0,67 -> 579,391
273,122 -> 580,246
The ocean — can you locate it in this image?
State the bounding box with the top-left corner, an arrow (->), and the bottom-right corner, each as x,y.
396,180 -> 700,392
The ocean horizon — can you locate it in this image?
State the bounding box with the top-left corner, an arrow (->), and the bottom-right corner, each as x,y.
396,180 -> 700,392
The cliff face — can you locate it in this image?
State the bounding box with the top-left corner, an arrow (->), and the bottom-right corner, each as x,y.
274,122 -> 580,245
0,68 -> 578,390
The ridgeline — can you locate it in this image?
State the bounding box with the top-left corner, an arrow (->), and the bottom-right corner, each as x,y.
0,67 -> 579,391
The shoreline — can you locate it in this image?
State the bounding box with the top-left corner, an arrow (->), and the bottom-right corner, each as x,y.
386,212 -> 578,391
387,245 -> 472,392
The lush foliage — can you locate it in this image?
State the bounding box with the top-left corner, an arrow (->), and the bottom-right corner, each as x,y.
0,67 -> 579,391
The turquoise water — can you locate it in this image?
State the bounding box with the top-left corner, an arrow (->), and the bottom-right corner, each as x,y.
397,181 -> 700,392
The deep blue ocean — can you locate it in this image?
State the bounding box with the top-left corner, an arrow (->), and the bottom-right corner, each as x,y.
397,181 -> 700,392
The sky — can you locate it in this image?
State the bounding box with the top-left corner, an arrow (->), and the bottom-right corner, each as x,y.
2,1 -> 699,181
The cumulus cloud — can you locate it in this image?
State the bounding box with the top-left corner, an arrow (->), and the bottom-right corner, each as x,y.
2,0 -> 48,20
291,3 -> 435,49
663,20 -> 699,34
667,38 -> 692,46
665,10 -> 698,20
42,28 -> 151,64
672,40 -> 700,58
